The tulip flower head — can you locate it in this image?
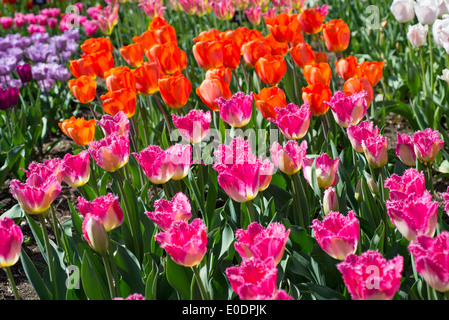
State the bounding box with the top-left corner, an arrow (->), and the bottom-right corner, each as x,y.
88,132 -> 130,172
322,19 -> 351,53
395,133 -> 416,166
362,134 -> 388,168
323,187 -> 339,215
98,111 -> 130,137
166,143 -> 192,180
412,128 -> 444,165
62,150 -> 91,188
82,213 -> 110,254
390,0 -> 415,23
101,88 -> 137,118
255,54 -> 287,86
145,192 -> 192,231
78,193 -> 124,232
59,116 -> 96,147
270,140 -> 308,175
159,72 -> 192,109
384,168 -> 427,201
301,83 -> 332,116
264,13 -> 302,43
324,90 -> 368,128
268,103 -> 311,140
346,120 -> 379,153
68,75 -> 97,104
133,145 -> 175,184
297,7 -> 325,34
119,43 -> 144,68
336,56 -> 360,81
337,250 -> 404,300
0,217 -> 23,268
217,91 -> 253,128
254,86 -> 287,120
302,153 -> 340,189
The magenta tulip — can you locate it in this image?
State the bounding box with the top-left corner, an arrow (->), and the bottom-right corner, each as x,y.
97,111 -> 130,137
302,153 -> 340,189
82,213 -> 110,254
395,133 -> 416,167
270,140 -> 308,175
324,90 -> 367,128
384,168 -> 426,201
77,193 -> 124,232
172,109 -> 211,144
413,128 -> 444,165
0,217 -> 23,268
217,91 -> 253,128
268,103 -> 311,140
62,150 -> 91,188
88,132 -> 130,172
133,145 -> 175,184
25,158 -> 65,183
362,134 -> 388,168
145,192 -> 192,231
346,121 -> 379,153
166,143 -> 192,180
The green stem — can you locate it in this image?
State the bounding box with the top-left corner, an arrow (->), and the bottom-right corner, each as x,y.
39,214 -> 58,300
419,47 -> 428,98
292,173 -> 306,228
245,200 -> 255,224
192,264 -> 209,300
5,267 -> 20,300
428,29 -> 434,93
163,183 -> 171,198
102,252 -> 116,300
426,164 -> 435,196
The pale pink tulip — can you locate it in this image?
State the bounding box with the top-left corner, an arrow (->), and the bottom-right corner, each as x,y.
395,133 -> 416,166
302,153 -> 340,189
323,187 -> 339,215
346,121 -> 379,153
62,150 -> 91,188
82,213 -> 109,254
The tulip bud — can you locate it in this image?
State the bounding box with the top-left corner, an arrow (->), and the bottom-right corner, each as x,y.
82,214 -> 109,254
355,179 -> 363,203
323,187 -> 339,215
367,177 -> 379,194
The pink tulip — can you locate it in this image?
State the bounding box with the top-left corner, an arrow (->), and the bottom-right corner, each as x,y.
98,111 -> 130,137
244,5 -> 262,25
35,14 -> 48,26
302,153 -> 340,189
172,109 -> 211,144
77,193 -> 124,232
234,222 -> 290,264
413,128 -> 444,165
270,140 -> 308,175
324,91 -> 367,128
83,20 -> 99,36
9,173 -> 61,215
217,91 -> 253,128
133,145 -> 175,184
155,218 -> 207,267
443,186 -> 449,215
346,121 -> 379,153
0,217 -> 23,268
395,133 -> 416,166
82,213 -> 110,254
25,158 -> 65,183
24,13 -> 36,24
386,191 -> 438,241
268,103 -> 311,140
323,187 -> 339,215
213,137 -> 259,170
166,143 -> 192,180
88,132 -> 130,172
145,192 -> 192,231
258,158 -> 274,191
138,0 -> 167,19
409,231 -> 449,292
0,17 -> 13,30
311,211 -> 359,260
62,150 -> 91,188
47,17 -> 58,29
210,0 -> 235,20
27,24 -> 46,35
337,250 -> 404,300
362,134 -> 388,168
13,13 -> 25,28
114,293 -> 146,300
226,257 -> 279,300
384,168 -> 426,201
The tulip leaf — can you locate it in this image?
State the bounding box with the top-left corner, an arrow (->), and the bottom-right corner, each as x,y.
114,242 -> 145,296
20,248 -> 52,300
0,203 -> 24,223
165,255 -> 192,300
81,250 -> 110,300
300,283 -> 346,300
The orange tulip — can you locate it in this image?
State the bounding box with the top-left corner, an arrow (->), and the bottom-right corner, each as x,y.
104,66 -> 136,92
145,42 -> 187,75
120,43 -> 144,68
289,43 -> 315,69
264,13 -> 302,43
101,88 -> 137,118
58,116 -> 96,146
314,52 -> 328,64
302,83 -> 332,116
193,28 -> 222,43
68,75 -> 97,104
255,54 -> 287,86
336,56 -> 360,81
85,50 -> 115,79
132,62 -> 163,95
322,19 -> 351,53
264,34 -> 289,56
297,8 -> 325,34
343,77 -> 374,106
132,30 -> 158,51
220,27 -> 249,50
241,40 -> 272,69
158,72 -> 192,109
69,56 -> 96,79
358,61 -> 385,87
205,66 -> 233,87
221,40 -> 241,70
148,17 -> 177,44
80,37 -> 114,54
254,86 -> 287,120
192,41 -> 224,70
303,62 -> 332,86
196,77 -> 232,112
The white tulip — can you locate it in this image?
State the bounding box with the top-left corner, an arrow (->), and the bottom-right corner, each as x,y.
391,0 -> 415,23
438,69 -> 449,84
414,0 -> 440,24
407,23 -> 429,47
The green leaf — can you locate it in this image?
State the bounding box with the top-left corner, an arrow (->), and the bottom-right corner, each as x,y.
300,283 -> 346,300
114,242 -> 145,296
0,204 -> 24,223
165,255 -> 192,300
81,250 -> 110,300
20,248 -> 52,300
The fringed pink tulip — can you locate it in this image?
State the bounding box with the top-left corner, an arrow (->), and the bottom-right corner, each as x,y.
362,134 -> 388,168
409,231 -> 449,292
9,173 -> 61,215
303,153 -> 340,189
337,250 -> 404,300
172,109 -> 211,144
145,192 -> 192,231
268,103 -> 311,140
346,121 -> 379,153
133,145 -> 175,184
270,140 -> 308,175
88,132 -> 130,172
386,192 -> 438,241
25,158 -> 65,183
311,210 -> 359,260
217,91 -> 253,128
77,193 -> 124,232
258,159 -> 274,191
324,90 -> 367,128
166,144 -> 192,180
413,128 -> 444,165
234,222 -> 290,264
384,168 -> 426,201
226,257 -> 279,300
0,217 -> 23,268
155,218 -> 207,267
82,213 -> 110,254
62,150 -> 91,188
396,133 -> 416,167
97,111 -> 129,137
323,187 -> 339,215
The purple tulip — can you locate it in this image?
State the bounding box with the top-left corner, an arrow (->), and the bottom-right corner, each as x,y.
16,64 -> 33,84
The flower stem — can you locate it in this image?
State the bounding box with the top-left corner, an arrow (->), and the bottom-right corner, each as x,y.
426,164 -> 435,196
245,200 -> 255,224
102,252 -> 116,300
5,267 -> 20,300
292,172 -> 307,228
39,213 -> 58,300
192,264 -> 209,300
